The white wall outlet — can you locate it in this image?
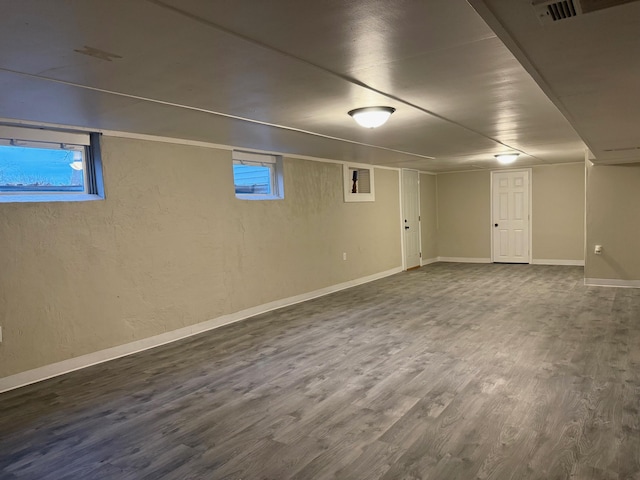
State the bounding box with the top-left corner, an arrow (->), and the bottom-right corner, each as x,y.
594,245 -> 603,255
342,252 -> 347,261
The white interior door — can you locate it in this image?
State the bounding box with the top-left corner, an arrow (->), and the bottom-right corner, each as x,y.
402,169 -> 421,269
492,170 -> 530,263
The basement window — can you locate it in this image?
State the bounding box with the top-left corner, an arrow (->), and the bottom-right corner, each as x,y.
233,150 -> 284,200
343,163 -> 375,202
0,125 -> 104,203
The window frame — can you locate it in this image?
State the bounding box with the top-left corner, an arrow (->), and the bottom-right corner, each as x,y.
343,163 -> 375,202
0,126 -> 104,203
232,150 -> 284,201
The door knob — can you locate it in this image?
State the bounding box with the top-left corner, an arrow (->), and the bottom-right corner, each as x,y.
494,223 -> 498,227
405,226 -> 410,230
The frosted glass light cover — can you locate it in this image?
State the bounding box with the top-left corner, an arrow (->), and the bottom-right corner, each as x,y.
348,107 -> 395,128
495,153 -> 519,165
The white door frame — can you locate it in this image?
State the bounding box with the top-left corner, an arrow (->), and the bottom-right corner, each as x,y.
400,169 -> 422,270
490,168 -> 532,264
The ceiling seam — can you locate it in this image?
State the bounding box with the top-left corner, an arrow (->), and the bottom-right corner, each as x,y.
145,0 -> 541,161
0,67 -> 435,161
467,0 -> 589,159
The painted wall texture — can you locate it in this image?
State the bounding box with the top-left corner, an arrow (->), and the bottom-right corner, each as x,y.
434,165 -> 585,261
532,163 -> 585,261
419,173 -> 438,261
0,136 -> 401,378
586,162 -> 640,281
436,170 -> 492,259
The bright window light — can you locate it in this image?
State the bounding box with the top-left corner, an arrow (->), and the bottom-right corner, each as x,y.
233,163 -> 273,195
0,125 -> 105,202
232,150 -> 284,200
0,144 -> 86,193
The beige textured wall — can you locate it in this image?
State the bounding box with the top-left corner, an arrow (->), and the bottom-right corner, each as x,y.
532,163 -> 584,261
585,161 -> 640,280
436,170 -> 491,259
420,173 -> 438,260
0,136 -> 401,378
435,166 -> 585,261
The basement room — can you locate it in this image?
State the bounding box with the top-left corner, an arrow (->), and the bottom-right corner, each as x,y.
1,0 -> 639,479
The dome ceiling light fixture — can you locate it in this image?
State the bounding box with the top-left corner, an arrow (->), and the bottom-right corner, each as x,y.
495,153 -> 520,165
348,106 -> 396,129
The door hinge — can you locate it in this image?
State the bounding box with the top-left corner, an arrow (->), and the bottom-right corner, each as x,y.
418,215 -> 421,221
419,252 -> 422,257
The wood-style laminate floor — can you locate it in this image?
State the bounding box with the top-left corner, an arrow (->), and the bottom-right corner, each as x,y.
1,263 -> 639,479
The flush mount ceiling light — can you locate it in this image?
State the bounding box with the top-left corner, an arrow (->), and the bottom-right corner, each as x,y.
348,106 -> 396,129
495,153 -> 520,165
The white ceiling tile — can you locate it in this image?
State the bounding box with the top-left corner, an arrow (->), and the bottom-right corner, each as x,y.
0,0 -> 596,170
470,0 -> 640,164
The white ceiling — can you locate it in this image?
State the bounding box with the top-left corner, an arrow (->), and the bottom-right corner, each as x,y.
2,0 -> 632,171
470,0 -> 640,165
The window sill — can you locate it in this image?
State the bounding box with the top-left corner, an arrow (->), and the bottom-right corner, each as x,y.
344,193 -> 375,202
235,194 -> 283,201
0,193 -> 105,203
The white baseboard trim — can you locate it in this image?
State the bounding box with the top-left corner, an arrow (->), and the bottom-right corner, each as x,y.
421,257 -> 439,266
584,278 -> 640,288
415,257 -> 585,266
437,257 -> 492,264
531,259 -> 585,266
0,266 -> 403,394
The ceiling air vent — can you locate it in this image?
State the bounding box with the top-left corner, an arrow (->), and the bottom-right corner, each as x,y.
533,0 -> 580,22
532,0 -> 639,24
